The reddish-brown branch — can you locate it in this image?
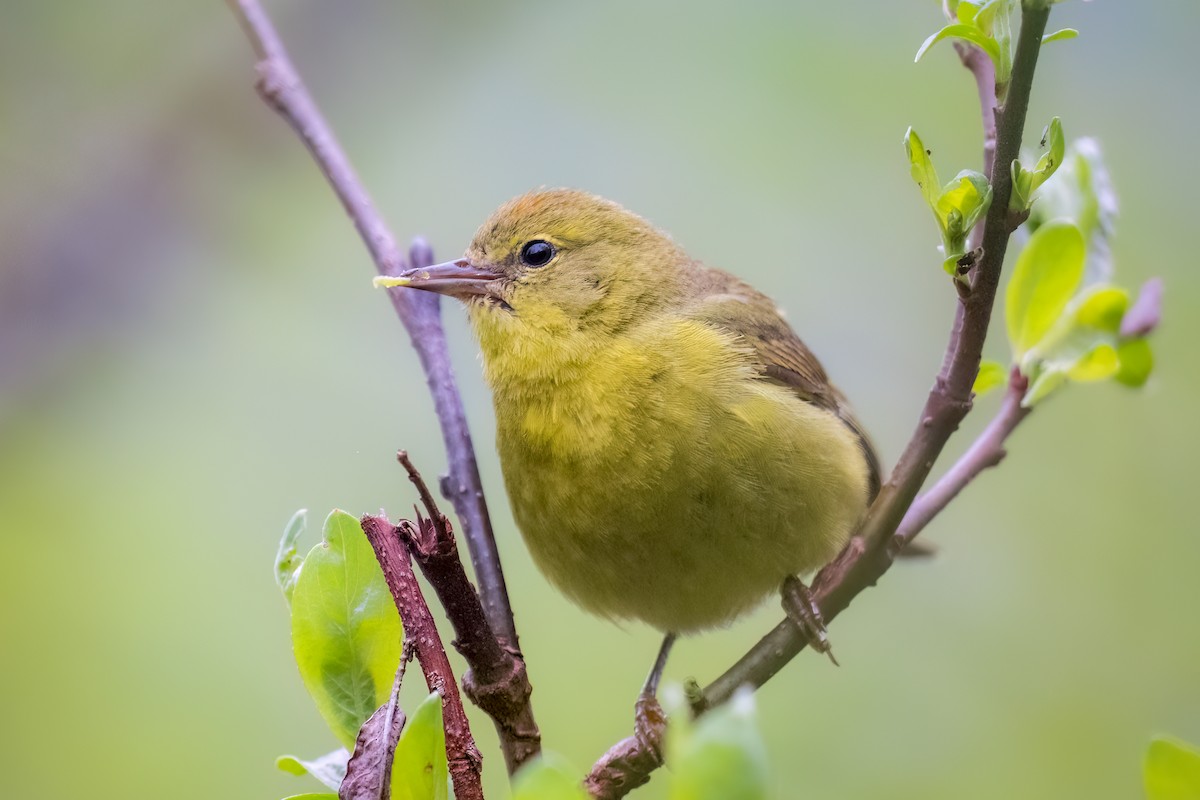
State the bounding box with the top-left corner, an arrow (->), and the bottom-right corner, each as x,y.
396,453 -> 541,773
227,0 -> 518,652
360,514 -> 483,800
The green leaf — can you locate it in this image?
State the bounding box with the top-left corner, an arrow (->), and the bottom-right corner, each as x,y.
936,169 -> 992,249
1073,286 -> 1129,333
1043,28 -> 1079,44
1028,138 -> 1118,284
1011,117 -> 1065,211
985,0 -> 1016,86
391,692 -> 449,800
953,1 -> 977,25
276,749 -> 349,791
291,510 -> 403,748
282,794 -> 339,800
512,753 -> 589,800
1145,737 -> 1200,800
915,23 -> 1002,68
1005,220 -> 1086,357
1019,285 -> 1128,405
1022,366 -> 1067,406
1065,342 -> 1119,382
973,360 -> 1007,396
1115,338 -> 1154,387
904,128 -> 940,210
276,509 -> 308,605
667,689 -> 769,800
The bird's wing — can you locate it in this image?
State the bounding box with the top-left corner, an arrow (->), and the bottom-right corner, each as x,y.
685,269 -> 883,499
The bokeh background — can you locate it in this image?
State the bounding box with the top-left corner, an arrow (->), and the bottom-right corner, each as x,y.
1,2 -> 1195,798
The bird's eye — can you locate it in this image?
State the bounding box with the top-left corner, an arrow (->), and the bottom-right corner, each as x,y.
519,240 -> 556,268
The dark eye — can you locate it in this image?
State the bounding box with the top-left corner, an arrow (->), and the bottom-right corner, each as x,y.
519,240 -> 556,268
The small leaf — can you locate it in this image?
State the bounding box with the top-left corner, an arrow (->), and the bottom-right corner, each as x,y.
1010,117 -> 1065,211
936,170 -> 992,247
1065,342 -> 1119,382
1115,338 -> 1154,387
277,749 -> 350,792
512,753 -> 589,800
904,128 -> 940,210
1019,285 -> 1128,403
953,0 -> 978,25
1034,118 -> 1066,186
291,510 -> 403,748
1022,366 -> 1067,407
1072,286 -> 1129,333
915,23 -> 1002,67
973,360 -> 1007,396
1145,737 -> 1200,800
276,509 -> 308,605
1042,28 -> 1079,44
1005,221 -> 1086,357
667,688 -> 769,800
1028,138 -> 1118,284
391,692 -> 449,800
973,0 -> 1010,31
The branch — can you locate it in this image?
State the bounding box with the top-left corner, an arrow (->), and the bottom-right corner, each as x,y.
955,41 -> 999,178
585,5 -> 1052,796
397,452 -> 541,773
361,514 -> 484,800
890,370 -> 1030,552
587,374 -> 1034,799
227,0 -> 520,651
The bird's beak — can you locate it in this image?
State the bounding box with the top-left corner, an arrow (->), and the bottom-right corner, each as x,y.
373,258 -> 503,300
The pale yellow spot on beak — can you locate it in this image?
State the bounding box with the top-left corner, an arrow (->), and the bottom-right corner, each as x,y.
373,275 -> 412,288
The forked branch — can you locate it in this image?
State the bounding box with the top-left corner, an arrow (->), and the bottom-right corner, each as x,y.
585,5 -> 1052,797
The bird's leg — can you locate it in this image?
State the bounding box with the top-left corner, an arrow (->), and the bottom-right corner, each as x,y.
633,632 -> 676,764
781,575 -> 839,666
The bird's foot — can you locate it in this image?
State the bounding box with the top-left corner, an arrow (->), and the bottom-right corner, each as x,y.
633,690 -> 668,765
631,632 -> 676,764
781,575 -> 839,666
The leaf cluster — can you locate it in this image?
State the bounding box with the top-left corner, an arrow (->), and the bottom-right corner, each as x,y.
275,511 -> 450,800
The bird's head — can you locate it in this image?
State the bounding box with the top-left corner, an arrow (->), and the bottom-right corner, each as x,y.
376,189 -> 686,339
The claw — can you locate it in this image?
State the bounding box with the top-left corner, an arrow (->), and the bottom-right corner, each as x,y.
781,576 -> 838,666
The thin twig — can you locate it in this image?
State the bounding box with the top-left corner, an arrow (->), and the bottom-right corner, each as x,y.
397,452 -> 542,773
585,6 -> 1052,796
227,0 -> 519,651
956,41 -> 999,179
361,514 -> 484,800
891,370 -> 1030,552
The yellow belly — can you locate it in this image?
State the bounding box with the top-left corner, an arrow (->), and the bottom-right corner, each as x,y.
491,320 -> 869,633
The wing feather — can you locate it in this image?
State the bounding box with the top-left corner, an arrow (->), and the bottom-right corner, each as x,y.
684,266 -> 883,499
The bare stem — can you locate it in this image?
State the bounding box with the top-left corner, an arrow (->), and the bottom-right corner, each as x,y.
956,41 -> 999,178
361,515 -> 484,800
585,6 -> 1052,796
891,370 -> 1030,551
227,0 -> 519,651
397,453 -> 541,773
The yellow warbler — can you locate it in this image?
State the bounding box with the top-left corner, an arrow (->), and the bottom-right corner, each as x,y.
378,189 -> 877,636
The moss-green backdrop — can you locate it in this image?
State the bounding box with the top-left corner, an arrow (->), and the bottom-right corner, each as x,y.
0,2 -> 1195,798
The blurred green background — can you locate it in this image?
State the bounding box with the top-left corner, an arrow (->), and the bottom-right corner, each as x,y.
1,2 -> 1195,798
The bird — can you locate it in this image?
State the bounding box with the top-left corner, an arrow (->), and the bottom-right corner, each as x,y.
376,189 -> 878,690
